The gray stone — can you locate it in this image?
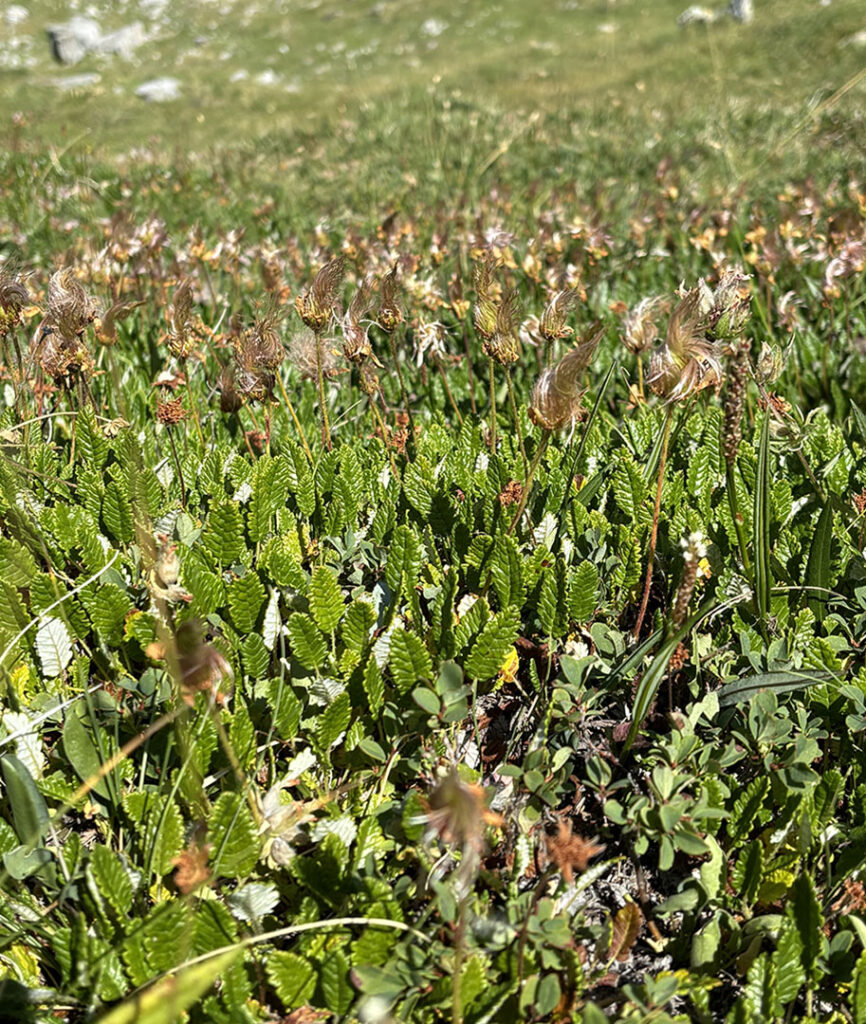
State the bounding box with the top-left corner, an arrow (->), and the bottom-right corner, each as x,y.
678,5 -> 718,25
135,76 -> 180,102
5,5 -> 29,27
93,22 -> 145,60
729,0 -> 754,22
841,29 -> 866,47
46,16 -> 101,65
49,72 -> 101,91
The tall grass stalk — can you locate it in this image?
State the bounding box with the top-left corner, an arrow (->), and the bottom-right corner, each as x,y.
633,405 -> 674,639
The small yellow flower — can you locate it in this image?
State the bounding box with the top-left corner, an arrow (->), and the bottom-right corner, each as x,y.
499,646 -> 519,684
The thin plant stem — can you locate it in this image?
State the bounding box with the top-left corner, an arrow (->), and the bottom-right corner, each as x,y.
180,357 -> 205,449
505,366 -> 528,476
488,357 -> 497,449
166,426 -> 187,506
388,329 -> 415,446
434,354 -> 463,427
452,896 -> 466,1024
637,356 -> 644,402
508,431 -> 550,536
276,370 -> 313,462
726,461 -> 752,578
462,322 -> 477,415
633,405 -> 674,640
367,390 -> 400,479
314,329 -> 332,450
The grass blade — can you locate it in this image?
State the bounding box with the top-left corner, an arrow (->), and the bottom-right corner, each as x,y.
804,502 -> 833,621
753,410 -> 772,623
718,669 -> 834,707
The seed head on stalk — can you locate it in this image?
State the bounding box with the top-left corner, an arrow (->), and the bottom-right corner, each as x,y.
647,288 -> 723,403
528,323 -> 604,432
295,255 -> 345,333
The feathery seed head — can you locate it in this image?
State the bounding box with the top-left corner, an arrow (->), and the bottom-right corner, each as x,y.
342,275 -> 378,364
377,263 -> 403,333
473,257 -> 499,341
295,255 -> 345,333
528,323 -> 604,431
647,288 -> 723,402
755,341 -> 784,385
622,295 -> 666,355
539,287 -> 578,344
483,287 -> 522,366
704,267 -> 752,339
167,278 -> 194,358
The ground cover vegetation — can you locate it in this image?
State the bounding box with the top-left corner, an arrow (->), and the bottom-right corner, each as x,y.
2,1 -> 866,1022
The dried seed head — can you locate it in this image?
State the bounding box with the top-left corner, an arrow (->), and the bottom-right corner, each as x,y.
377,263 -> 403,333
723,341 -> 750,467
483,288 -> 522,366
528,323 -> 604,431
241,309 -> 285,371
168,279 -> 194,358
539,288 -> 578,344
174,619 -> 233,706
421,768 -> 503,855
218,362 -> 242,413
754,341 -> 784,385
46,268 -> 97,341
295,255 -> 345,333
0,268 -> 29,337
647,288 -> 723,402
156,396 -> 187,425
473,257 -> 499,341
94,299 -> 144,346
288,328 -> 343,381
544,820 -> 605,883
342,275 -> 378,364
622,295 -> 666,355
413,319 -> 449,367
704,268 -> 752,339
825,236 -> 866,293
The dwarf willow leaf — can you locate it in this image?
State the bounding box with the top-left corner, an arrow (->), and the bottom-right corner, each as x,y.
88,844 -> 133,918
0,754 -> 48,847
363,656 -> 384,717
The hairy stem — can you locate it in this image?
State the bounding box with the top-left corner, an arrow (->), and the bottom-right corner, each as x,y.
276,370 -> 313,462
488,357 -> 497,449
508,430 -> 550,536
314,329 -> 332,450
505,366 -> 528,476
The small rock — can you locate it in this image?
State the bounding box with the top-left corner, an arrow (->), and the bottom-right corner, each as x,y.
841,29 -> 866,47
5,5 -> 29,27
46,15 -> 102,65
135,76 -> 180,101
729,0 -> 754,22
255,69 -> 279,85
94,22 -> 146,60
49,72 -> 101,91
678,5 -> 718,25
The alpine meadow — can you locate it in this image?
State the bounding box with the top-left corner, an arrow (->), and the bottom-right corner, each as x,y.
1,0 -> 866,1022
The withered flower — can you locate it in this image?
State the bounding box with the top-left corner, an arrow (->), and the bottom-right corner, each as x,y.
241,308 -> 285,371
647,289 -> 723,402
528,323 -> 604,431
539,288 -> 578,344
156,396 -> 187,425
473,256 -> 499,341
288,329 -> 343,382
175,619 -> 233,706
377,263 -> 403,333
483,288 -> 521,366
218,362 -> 242,413
544,820 -> 604,884
342,275 -> 378,364
421,768 -> 503,855
35,269 -> 98,385
167,278 -> 194,358
295,255 -> 345,333
701,267 -> 751,339
622,295 -> 666,355
0,268 -> 29,338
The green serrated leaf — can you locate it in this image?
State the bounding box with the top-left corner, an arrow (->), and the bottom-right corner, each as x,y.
227,571 -> 265,633
389,628 -> 432,694
464,606 -> 519,681
208,792 -> 260,878
287,612 -> 327,671
267,951 -> 316,1010
202,503 -> 245,565
310,565 -> 344,634
317,692 -> 351,751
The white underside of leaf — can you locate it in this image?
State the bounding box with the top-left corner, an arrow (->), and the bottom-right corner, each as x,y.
35,617 -> 73,678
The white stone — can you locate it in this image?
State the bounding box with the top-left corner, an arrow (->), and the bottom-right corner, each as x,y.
135,76 -> 180,101
5,5 -> 29,27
